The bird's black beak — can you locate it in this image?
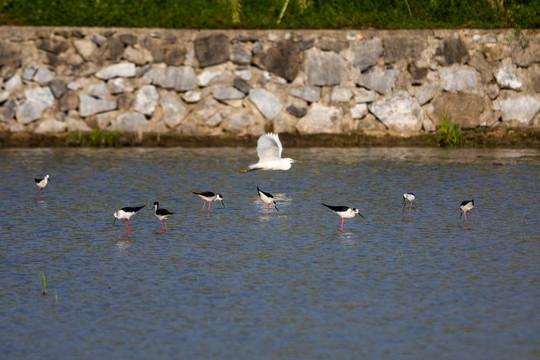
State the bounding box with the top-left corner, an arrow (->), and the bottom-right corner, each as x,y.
274,204 -> 279,212
357,213 -> 365,219
221,200 -> 225,208
459,212 -> 463,218
113,218 -> 116,226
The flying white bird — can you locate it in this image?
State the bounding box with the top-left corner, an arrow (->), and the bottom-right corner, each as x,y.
238,133 -> 296,173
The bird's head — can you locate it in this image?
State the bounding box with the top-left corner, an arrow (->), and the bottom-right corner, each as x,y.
353,208 -> 365,218
217,194 -> 225,207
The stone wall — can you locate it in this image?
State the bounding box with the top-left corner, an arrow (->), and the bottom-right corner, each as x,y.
0,27 -> 539,137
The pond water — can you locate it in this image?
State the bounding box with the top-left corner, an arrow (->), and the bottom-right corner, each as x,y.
0,147 -> 539,359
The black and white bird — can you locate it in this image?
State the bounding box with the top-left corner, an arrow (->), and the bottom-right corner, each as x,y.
150,202 -> 174,232
460,199 -> 474,225
402,192 -> 415,219
113,206 -> 145,238
193,191 -> 224,212
34,174 -> 50,199
322,203 -> 364,232
257,186 -> 278,215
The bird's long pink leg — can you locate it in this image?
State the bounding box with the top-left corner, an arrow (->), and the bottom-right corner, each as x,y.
164,220 -> 167,231
471,210 -> 474,225
208,202 -> 212,212
340,218 -> 344,232
39,188 -> 42,200
409,202 -> 412,219
119,219 -> 130,237
464,212 -> 468,225
202,202 -> 206,212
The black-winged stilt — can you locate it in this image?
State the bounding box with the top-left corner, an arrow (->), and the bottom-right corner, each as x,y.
257,186 -> 278,215
150,202 -> 174,232
35,174 -> 50,199
322,203 -> 364,232
402,192 -> 415,219
238,133 -> 297,173
193,191 -> 224,212
113,205 -> 145,238
460,199 -> 474,225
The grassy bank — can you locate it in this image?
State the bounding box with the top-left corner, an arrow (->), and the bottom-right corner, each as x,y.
0,0 -> 538,29
1,128 -> 539,148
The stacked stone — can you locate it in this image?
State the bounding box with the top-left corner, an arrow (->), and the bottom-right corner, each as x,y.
0,27 -> 538,136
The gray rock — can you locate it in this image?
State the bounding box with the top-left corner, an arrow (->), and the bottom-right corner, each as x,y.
286,105 -> 307,118
300,38 -> 315,51
496,59 -> 522,90
194,34 -> 229,68
35,119 -> 66,134
414,85 -> 439,105
183,90 -> 201,103
440,67 -> 478,91
482,34 -> 497,44
213,86 -> 245,100
352,38 -> 382,71
436,37 -> 469,65
22,66 -> 37,81
160,93 -> 187,128
89,82 -> 109,99
429,92 -> 485,128
2,99 -> 16,122
123,46 -> 153,65
368,92 -> 422,131
118,34 -> 138,45
248,88 -> 282,120
95,63 -> 136,80
205,111 -> 227,127
233,78 -> 251,94
225,112 -> 254,133
148,65 -> 196,91
66,113 -> 92,131
296,103 -> 342,134
353,88 -> 376,103
319,36 -> 349,53
38,38 -> 69,54
331,87 -> 353,102
73,39 -> 97,61
4,74 -> 22,90
113,112 -> 148,132
196,69 -> 223,87
231,44 -> 251,65
350,103 -> 368,119
494,95 -> 540,124
135,64 -> 151,78
273,112 -> 298,133
288,86 -> 320,103
305,49 -> 346,86
383,37 -> 423,63
357,68 -> 400,94
108,78 -> 134,94
59,91 -> 79,112
16,86 -> 55,124
135,85 -> 159,115
79,94 -> 117,117
260,40 -> 302,82
48,79 -> 67,98
163,46 -> 187,66
102,37 -> 125,61
91,33 -> 107,47
0,41 -> 21,70
234,69 -> 252,81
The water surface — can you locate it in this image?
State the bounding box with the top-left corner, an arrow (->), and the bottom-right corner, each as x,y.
0,147 -> 539,359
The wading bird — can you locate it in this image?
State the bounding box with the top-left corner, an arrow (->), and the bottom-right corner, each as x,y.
238,133 -> 296,172
402,192 -> 415,219
460,199 -> 474,225
113,205 -> 145,238
257,187 -> 279,215
193,191 -> 225,212
35,174 -> 50,200
322,203 -> 364,232
150,202 -> 174,232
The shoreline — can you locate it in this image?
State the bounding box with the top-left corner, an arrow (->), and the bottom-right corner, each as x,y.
1,128 -> 539,148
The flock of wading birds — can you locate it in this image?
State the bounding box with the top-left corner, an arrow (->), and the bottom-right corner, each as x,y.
34,133 -> 476,236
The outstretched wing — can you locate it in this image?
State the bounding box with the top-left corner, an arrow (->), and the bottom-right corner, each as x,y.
257,133 -> 282,162
322,203 -> 349,212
